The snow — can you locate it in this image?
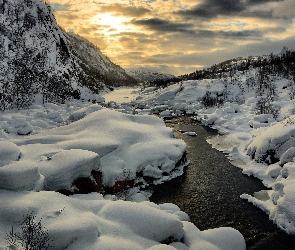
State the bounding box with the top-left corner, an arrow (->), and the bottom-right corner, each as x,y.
0,97 -> 246,249
39,149 -> 100,191
0,141 -> 21,167
0,161 -> 40,191
0,190 -> 245,250
126,72 -> 295,235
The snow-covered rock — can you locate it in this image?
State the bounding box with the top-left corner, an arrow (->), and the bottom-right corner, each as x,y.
11,108 -> 186,188
39,149 -> 100,191
69,104 -> 103,121
247,118 -> 295,164
0,141 -> 21,167
0,161 -> 40,191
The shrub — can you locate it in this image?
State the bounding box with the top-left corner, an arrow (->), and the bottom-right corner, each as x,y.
6,213 -> 52,250
201,91 -> 224,108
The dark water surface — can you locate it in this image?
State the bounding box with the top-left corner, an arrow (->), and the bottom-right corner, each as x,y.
150,116 -> 295,249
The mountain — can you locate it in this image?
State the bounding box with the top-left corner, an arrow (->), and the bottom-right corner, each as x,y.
0,0 -> 76,109
127,68 -> 175,83
65,32 -> 137,91
180,47 -> 295,81
0,0 -> 137,110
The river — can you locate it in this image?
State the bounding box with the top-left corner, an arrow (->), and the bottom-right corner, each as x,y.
150,116 -> 295,250
103,88 -> 295,249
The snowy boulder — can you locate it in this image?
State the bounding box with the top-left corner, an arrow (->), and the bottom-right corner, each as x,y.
152,105 -> 169,113
15,109 -> 186,189
38,149 -> 100,191
268,162 -> 295,234
183,222 -> 246,250
143,165 -> 163,178
4,119 -> 33,135
160,110 -> 173,119
98,200 -> 184,243
204,113 -> 219,126
0,141 -> 21,167
47,111 -> 64,123
95,95 -> 105,103
184,132 -> 197,137
0,161 -> 40,191
69,104 -> 103,121
247,117 -> 295,164
266,163 -> 282,178
160,158 -> 176,173
0,190 -> 246,250
280,147 -> 295,165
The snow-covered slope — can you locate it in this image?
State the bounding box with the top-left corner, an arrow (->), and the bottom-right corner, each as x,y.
127,68 -> 176,83
66,32 -> 137,89
0,0 -> 137,110
0,0 -> 75,109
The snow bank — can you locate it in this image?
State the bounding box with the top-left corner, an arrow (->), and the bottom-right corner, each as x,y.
183,222 -> 245,250
0,161 -> 40,191
0,94 -> 249,249
8,108 -> 185,189
247,117 -> 295,164
0,141 -> 21,167
69,103 -> 103,121
0,190 -> 245,250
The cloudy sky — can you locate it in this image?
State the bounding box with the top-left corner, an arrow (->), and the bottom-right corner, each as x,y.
51,0 -> 295,75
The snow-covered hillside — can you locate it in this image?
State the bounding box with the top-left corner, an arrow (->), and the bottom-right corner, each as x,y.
0,0 -> 75,109
66,32 -> 137,89
127,68 -> 176,83
0,0 -> 137,110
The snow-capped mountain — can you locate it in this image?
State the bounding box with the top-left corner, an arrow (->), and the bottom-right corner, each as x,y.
0,0 -> 137,110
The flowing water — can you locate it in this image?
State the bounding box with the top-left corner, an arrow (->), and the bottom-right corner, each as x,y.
150,116 -> 295,249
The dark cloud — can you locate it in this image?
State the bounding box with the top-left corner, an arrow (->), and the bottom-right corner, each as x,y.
99,3 -> 150,17
177,0 -> 286,20
219,30 -> 263,39
131,18 -> 195,34
178,0 -> 246,20
246,0 -> 284,4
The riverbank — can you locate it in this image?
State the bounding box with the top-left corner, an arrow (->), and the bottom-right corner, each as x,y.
151,116 -> 295,249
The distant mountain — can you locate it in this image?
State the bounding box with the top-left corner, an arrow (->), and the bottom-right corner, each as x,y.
127,68 -> 175,83
66,32 -> 137,91
0,0 -> 137,110
180,47 -> 295,81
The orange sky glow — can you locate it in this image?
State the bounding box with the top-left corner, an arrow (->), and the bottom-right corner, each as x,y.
51,0 -> 295,75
